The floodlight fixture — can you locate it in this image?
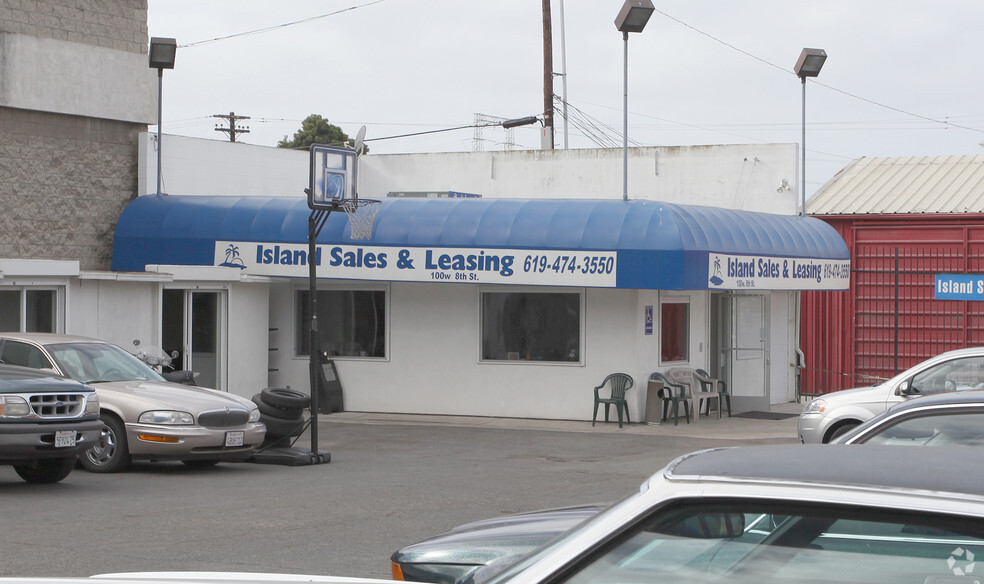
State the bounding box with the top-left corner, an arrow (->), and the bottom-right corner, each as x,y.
149,37 -> 177,197
794,48 -> 827,78
795,47 -> 827,217
149,37 -> 177,70
615,0 -> 654,201
615,0 -> 655,34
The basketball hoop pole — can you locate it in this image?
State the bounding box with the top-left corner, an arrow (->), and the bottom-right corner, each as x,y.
306,208 -> 332,463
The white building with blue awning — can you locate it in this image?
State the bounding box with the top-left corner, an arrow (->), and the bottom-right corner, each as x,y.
91,138 -> 849,422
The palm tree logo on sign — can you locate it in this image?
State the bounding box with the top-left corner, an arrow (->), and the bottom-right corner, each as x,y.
220,244 -> 246,269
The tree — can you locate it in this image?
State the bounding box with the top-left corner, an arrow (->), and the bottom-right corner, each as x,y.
277,114 -> 367,152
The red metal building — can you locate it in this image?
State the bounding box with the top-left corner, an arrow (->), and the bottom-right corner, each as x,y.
801,155 -> 984,396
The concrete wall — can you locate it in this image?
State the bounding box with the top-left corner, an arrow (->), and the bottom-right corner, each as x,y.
1,0 -> 153,270
0,109 -> 142,269
138,133 -> 800,214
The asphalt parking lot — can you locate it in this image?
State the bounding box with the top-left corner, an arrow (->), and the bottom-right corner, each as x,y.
0,407 -> 800,580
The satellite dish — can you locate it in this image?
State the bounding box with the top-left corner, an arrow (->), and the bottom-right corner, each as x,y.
354,125 -> 367,155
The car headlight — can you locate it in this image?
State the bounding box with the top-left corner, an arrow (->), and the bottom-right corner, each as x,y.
0,395 -> 31,418
248,408 -> 261,423
85,393 -> 100,415
138,410 -> 194,425
802,398 -> 827,415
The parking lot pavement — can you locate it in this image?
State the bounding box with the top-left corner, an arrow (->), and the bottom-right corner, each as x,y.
322,400 -> 803,442
2,402 -> 802,581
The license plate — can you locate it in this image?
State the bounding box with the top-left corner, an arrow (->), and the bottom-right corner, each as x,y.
225,431 -> 245,447
54,430 -> 76,448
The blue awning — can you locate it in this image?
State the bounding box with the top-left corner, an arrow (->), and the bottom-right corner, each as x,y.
112,195 -> 850,290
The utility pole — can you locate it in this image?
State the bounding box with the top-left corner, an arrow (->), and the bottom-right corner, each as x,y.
213,112 -> 250,142
541,0 -> 554,150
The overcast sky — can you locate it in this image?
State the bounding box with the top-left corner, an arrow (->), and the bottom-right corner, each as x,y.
147,1 -> 984,197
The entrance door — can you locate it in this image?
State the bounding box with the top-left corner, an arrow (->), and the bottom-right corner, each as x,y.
163,289 -> 225,390
711,293 -> 770,412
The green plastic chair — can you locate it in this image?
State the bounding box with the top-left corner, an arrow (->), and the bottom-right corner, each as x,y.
648,371 -> 691,426
592,373 -> 634,428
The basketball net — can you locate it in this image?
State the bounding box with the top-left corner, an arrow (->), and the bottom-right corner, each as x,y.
339,199 -> 381,240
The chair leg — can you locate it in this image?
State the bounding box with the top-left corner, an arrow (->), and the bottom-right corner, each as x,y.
683,400 -> 691,424
616,404 -> 623,429
604,403 -> 611,423
624,403 -> 630,425
671,399 -> 679,426
722,393 -> 732,418
592,401 -> 599,426
662,400 -> 670,421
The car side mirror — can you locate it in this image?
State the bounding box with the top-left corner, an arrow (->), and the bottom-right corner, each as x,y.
898,380 -> 920,396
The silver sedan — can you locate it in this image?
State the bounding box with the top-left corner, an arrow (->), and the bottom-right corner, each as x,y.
0,333 -> 265,472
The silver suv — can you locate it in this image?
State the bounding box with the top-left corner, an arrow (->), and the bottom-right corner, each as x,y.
798,346 -> 984,443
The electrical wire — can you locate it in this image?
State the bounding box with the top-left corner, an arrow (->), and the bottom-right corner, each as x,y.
653,7 -> 984,136
178,0 -> 386,48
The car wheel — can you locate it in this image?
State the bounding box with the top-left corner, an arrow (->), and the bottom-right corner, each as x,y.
260,387 -> 310,410
182,459 -> 221,468
80,414 -> 131,473
252,393 -> 304,420
13,456 -> 76,484
826,422 -> 860,443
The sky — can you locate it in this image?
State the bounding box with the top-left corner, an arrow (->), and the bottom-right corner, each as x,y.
147,1 -> 984,197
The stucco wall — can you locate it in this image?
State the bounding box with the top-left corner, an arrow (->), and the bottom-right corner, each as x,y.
137,133 -> 800,215
267,280 -> 653,421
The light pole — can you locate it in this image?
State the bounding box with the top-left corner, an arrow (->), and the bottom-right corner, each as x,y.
615,0 -> 654,202
794,47 -> 826,217
149,37 -> 177,197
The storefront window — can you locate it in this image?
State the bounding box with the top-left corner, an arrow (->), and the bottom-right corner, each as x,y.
296,289 -> 386,358
0,288 -> 57,332
661,302 -> 689,363
482,291 -> 581,362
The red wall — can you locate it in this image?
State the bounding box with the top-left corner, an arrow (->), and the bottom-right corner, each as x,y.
801,215 -> 984,396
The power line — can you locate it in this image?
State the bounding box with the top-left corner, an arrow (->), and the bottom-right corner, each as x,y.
653,8 -> 984,136
178,0 -> 386,48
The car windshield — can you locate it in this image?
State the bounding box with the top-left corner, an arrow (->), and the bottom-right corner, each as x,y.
856,411 -> 984,446
488,500 -> 984,584
47,342 -> 165,384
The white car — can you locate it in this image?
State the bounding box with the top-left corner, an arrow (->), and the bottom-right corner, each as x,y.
5,445 -> 984,584
0,333 -> 265,472
798,346 -> 984,443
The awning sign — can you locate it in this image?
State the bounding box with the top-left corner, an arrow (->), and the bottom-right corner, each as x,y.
935,274 -> 984,300
707,253 -> 850,291
215,241 -> 617,287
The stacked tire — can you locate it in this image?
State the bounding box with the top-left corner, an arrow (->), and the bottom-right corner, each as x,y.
252,387 -> 310,448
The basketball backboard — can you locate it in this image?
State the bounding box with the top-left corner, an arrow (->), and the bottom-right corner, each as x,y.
308,145 -> 357,210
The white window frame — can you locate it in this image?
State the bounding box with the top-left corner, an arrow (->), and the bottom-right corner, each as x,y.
0,284 -> 65,333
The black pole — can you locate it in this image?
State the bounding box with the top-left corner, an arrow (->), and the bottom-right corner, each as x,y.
308,209 -> 330,455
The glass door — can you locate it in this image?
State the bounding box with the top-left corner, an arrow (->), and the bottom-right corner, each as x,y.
163,289 -> 225,390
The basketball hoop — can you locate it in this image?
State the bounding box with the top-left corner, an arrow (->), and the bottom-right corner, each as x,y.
338,198 -> 380,240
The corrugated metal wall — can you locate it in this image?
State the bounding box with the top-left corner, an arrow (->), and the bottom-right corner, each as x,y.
801,217 -> 984,397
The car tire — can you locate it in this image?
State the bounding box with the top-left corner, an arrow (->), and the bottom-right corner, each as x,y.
13,456 -> 76,484
182,459 -> 221,468
262,414 -> 307,440
260,387 -> 310,410
80,414 -> 131,473
826,422 -> 860,443
251,393 -> 304,420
